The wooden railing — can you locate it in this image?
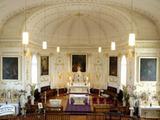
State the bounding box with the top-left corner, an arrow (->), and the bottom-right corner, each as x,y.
0,112 -> 136,120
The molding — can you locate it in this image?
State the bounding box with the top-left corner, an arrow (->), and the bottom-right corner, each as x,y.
136,40 -> 160,43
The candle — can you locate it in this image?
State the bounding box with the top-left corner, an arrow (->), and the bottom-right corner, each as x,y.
69,76 -> 72,81
86,76 -> 89,81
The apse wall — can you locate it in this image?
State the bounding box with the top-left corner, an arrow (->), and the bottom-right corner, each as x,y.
0,43 -> 159,93
0,46 -> 122,90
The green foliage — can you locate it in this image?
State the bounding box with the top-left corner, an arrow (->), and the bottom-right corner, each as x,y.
30,84 -> 36,96
123,86 -> 130,105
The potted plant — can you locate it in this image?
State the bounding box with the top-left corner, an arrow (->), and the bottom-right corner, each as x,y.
27,84 -> 36,105
31,84 -> 36,96
123,86 -> 130,106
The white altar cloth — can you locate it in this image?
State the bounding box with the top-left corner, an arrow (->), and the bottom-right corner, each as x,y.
69,85 -> 89,94
139,106 -> 160,118
0,103 -> 19,115
69,94 -> 89,105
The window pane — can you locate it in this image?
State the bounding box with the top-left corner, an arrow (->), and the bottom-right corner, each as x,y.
121,55 -> 127,86
31,55 -> 37,84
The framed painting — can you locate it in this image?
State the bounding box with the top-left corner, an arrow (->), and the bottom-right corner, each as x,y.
109,56 -> 118,76
139,57 -> 157,81
1,56 -> 20,81
41,56 -> 49,75
72,55 -> 86,72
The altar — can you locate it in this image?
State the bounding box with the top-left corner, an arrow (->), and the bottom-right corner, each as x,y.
139,106 -> 160,118
68,83 -> 90,94
0,103 -> 19,115
67,66 -> 90,105
69,94 -> 89,105
68,66 -> 90,94
68,79 -> 90,105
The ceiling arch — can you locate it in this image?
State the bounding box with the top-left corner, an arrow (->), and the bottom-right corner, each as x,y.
0,0 -> 159,48
25,3 -> 134,47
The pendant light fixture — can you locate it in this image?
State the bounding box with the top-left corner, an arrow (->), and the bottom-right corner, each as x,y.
128,0 -> 135,46
57,46 -> 60,53
42,0 -> 47,49
111,41 -> 116,51
42,41 -> 47,49
98,47 -> 102,53
98,8 -> 102,53
22,0 -> 29,45
22,32 -> 29,45
129,33 -> 135,46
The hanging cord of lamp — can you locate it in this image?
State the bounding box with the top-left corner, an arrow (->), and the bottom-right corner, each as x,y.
98,6 -> 102,53
42,0 -> 47,49
22,0 -> 29,45
128,0 -> 135,46
56,4 -> 60,53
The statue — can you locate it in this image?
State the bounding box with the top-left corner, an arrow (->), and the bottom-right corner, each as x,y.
73,65 -> 84,82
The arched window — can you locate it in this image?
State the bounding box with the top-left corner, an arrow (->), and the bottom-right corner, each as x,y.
121,55 -> 127,87
31,54 -> 37,84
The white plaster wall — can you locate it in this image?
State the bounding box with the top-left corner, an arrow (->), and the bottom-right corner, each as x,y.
0,40 -> 159,101
0,45 -> 122,91
0,46 -> 24,90
134,47 -> 160,97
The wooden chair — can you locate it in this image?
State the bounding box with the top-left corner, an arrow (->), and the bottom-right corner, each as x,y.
93,104 -> 110,113
99,97 -> 105,104
92,97 -> 98,104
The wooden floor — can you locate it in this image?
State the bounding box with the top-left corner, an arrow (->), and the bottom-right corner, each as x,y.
1,94 -> 159,120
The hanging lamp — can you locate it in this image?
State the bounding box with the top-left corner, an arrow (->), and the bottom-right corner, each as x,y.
57,46 -> 60,53
98,47 -> 102,53
42,0 -> 47,49
22,0 -> 29,45
128,0 -> 135,46
111,41 -> 116,51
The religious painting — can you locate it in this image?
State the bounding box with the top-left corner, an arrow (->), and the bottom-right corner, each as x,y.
72,55 -> 86,72
109,56 -> 118,76
41,56 -> 49,75
140,58 -> 157,81
2,57 -> 19,80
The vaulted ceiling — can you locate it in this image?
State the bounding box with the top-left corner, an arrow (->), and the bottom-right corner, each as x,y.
0,0 -> 160,48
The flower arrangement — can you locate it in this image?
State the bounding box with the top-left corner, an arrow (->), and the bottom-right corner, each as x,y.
140,92 -> 148,101
27,84 -> 36,96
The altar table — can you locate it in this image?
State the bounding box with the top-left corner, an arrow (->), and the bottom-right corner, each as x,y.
69,94 -> 89,105
139,106 -> 160,118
